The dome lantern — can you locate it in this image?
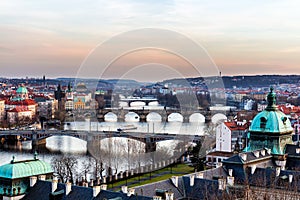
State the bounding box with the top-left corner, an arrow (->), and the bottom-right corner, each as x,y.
266,87 -> 277,111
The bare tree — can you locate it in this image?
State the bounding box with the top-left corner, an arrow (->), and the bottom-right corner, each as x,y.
51,155 -> 78,183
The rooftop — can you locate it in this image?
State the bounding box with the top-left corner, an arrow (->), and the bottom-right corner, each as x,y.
0,156 -> 53,179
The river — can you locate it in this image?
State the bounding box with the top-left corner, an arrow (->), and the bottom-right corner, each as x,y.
0,120 -> 211,181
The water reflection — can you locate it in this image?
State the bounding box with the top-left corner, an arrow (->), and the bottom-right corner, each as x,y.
0,120 -> 212,178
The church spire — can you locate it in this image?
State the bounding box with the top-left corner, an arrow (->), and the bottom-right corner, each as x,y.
265,87 -> 277,111
67,82 -> 72,92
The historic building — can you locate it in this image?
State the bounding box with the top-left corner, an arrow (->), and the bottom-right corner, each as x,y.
65,83 -> 74,111
6,108 -> 32,125
14,84 -> 29,101
54,83 -> 65,111
0,153 -> 53,200
0,99 -> 5,122
244,87 -> 294,154
5,85 -> 37,124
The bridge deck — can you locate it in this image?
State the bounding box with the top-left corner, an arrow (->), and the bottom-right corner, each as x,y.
0,130 -> 203,142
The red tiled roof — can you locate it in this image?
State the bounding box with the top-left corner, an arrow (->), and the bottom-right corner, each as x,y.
6,99 -> 36,106
224,121 -> 249,131
8,108 -> 30,112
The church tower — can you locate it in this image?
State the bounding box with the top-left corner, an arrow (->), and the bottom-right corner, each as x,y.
65,82 -> 74,111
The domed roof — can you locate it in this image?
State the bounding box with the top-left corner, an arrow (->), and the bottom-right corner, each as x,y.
249,87 -> 293,134
16,85 -> 28,94
0,157 -> 53,179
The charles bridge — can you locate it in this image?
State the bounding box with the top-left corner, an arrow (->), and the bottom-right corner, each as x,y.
70,108 -> 234,123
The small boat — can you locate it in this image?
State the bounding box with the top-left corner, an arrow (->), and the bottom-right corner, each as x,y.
117,124 -> 137,132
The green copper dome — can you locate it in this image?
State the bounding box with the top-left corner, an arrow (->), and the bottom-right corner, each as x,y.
0,158 -> 53,179
249,110 -> 293,134
249,87 -> 293,134
16,86 -> 28,94
245,87 -> 293,155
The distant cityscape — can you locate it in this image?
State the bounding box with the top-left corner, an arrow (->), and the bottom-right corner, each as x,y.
1,74 -> 300,199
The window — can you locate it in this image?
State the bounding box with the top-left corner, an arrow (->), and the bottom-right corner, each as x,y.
260,117 -> 267,128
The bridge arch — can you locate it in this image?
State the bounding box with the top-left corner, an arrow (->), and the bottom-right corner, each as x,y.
104,112 -> 118,122
189,113 -> 205,123
148,101 -> 159,106
119,101 -> 128,107
130,101 -> 146,107
168,113 -> 183,122
125,112 -> 140,122
211,113 -> 227,124
146,112 -> 162,122
46,135 -> 87,153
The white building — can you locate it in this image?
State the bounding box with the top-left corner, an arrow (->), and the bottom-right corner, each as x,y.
7,108 -> 32,125
216,121 -> 249,152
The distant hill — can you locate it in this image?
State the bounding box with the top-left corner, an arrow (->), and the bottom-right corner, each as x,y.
157,75 -> 300,89
221,75 -> 300,88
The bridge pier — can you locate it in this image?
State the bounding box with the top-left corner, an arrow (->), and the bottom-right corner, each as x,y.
139,114 -> 146,122
31,131 -> 38,152
183,116 -> 189,123
145,138 -> 156,153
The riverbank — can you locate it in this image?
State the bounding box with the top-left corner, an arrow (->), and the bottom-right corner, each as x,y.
107,163 -> 194,191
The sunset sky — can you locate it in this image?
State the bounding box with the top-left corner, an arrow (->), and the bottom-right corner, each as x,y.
1,0 -> 300,81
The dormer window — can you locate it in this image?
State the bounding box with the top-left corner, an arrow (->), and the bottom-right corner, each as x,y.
281,117 -> 287,125
260,117 -> 267,128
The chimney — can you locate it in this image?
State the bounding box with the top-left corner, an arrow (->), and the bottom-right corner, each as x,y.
153,196 -> 162,200
66,182 -> 72,195
128,188 -> 135,196
189,175 -> 195,186
196,172 -> 204,179
260,149 -> 266,156
216,162 -> 223,167
289,174 -> 293,183
30,176 -> 37,187
93,186 -> 100,197
228,169 -> 233,177
227,176 -> 234,186
251,165 -> 256,174
276,167 -> 281,177
89,179 -> 94,187
102,176 -> 106,183
240,153 -> 247,161
165,192 -> 174,200
52,177 -> 58,193
218,178 -> 226,190
253,151 -> 259,158
100,184 -> 107,190
121,186 -> 128,194
171,176 -> 178,187
38,175 -> 46,181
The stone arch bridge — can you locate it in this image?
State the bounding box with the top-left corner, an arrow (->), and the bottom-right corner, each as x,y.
0,130 -> 203,153
94,108 -> 233,123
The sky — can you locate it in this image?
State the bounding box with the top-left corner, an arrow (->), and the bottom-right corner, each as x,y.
1,0 -> 300,82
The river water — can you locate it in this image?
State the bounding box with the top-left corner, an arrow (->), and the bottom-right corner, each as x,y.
0,120 -> 210,181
